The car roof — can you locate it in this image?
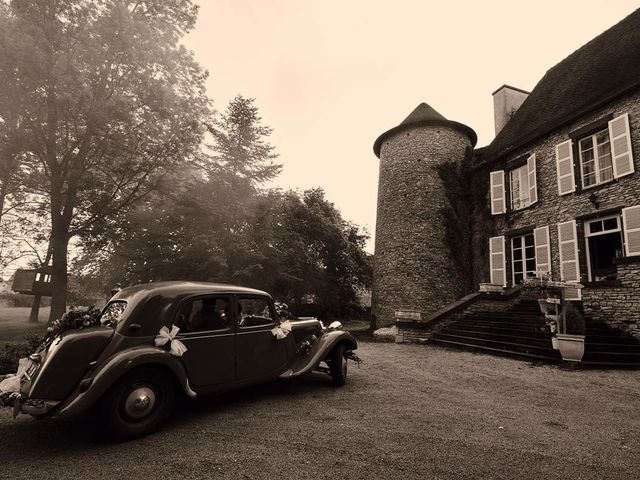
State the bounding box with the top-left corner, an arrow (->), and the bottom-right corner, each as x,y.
109,281 -> 272,336
113,281 -> 269,300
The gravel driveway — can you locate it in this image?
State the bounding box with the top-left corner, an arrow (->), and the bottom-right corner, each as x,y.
0,341 -> 638,479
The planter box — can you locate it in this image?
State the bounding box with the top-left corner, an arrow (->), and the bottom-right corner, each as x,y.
537,298 -> 560,316
479,283 -> 504,293
556,333 -> 585,362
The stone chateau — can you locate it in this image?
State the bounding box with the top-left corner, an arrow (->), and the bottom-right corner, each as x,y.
371,9 -> 640,361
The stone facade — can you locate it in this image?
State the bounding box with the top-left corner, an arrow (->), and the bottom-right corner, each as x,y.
372,12 -> 640,334
582,259 -> 640,339
474,89 -> 640,287
371,122 -> 473,327
469,88 -> 640,332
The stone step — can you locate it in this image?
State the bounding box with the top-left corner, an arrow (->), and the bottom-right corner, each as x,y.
452,322 -> 549,334
440,328 -> 553,346
431,338 -> 561,362
582,350 -> 640,364
433,333 -> 557,356
586,342 -> 640,353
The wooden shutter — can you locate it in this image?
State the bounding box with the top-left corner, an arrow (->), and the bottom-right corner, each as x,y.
534,226 -> 551,274
490,171 -> 506,215
527,154 -> 537,205
622,205 -> 640,257
489,236 -> 506,287
555,140 -> 576,195
557,220 -> 581,300
609,113 -> 635,179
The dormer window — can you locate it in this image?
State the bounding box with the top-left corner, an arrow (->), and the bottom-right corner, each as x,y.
579,128 -> 613,188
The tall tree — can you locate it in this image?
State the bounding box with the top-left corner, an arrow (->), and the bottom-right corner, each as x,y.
206,95 -> 282,187
0,1 -> 210,321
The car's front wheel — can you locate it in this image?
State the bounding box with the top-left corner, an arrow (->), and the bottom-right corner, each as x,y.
100,367 -> 176,439
328,343 -> 348,387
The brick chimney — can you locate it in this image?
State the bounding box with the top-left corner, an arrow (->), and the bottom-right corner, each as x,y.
492,85 -> 529,135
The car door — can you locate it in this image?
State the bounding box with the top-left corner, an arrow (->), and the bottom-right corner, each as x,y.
234,295 -> 289,382
176,295 -> 235,387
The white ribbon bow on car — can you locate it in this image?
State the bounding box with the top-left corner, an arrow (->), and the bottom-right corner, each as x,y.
155,325 -> 188,357
271,320 -> 292,340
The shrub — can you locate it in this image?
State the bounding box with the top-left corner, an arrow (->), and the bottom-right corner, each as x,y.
562,302 -> 586,335
0,333 -> 43,375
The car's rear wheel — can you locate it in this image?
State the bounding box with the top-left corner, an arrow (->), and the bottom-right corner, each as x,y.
328,343 -> 348,387
100,367 -> 176,439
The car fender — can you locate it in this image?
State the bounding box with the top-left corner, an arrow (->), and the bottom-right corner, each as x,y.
53,346 -> 196,418
280,330 -> 357,379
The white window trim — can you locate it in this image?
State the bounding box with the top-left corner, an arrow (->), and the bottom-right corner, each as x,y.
578,128 -> 614,190
508,164 -> 531,211
583,214 -> 622,282
511,233 -> 536,285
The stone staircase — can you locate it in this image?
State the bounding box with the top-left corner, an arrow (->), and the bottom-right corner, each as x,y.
431,298 -> 640,366
431,300 -> 561,361
582,321 -> 640,366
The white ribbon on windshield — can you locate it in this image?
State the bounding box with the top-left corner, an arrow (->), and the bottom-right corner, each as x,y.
271,320 -> 292,340
155,325 -> 188,357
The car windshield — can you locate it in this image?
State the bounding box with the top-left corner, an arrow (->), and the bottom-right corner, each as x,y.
100,301 -> 127,327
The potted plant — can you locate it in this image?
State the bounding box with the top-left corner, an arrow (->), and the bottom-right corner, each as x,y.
556,302 -> 586,362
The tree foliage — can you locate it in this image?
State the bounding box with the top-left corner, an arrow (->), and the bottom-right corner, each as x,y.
0,0 -> 210,320
76,96 -> 371,319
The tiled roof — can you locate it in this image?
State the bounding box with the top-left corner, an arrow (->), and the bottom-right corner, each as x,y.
482,8 -> 640,163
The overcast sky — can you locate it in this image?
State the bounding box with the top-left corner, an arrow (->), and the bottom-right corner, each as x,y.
184,1 -> 639,252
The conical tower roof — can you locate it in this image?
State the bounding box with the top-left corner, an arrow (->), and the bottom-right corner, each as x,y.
400,102 -> 448,124
373,102 -> 477,157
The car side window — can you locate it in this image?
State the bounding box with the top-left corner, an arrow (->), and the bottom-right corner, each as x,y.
176,296 -> 230,333
237,297 -> 275,328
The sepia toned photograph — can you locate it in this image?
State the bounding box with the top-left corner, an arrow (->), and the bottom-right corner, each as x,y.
0,1 -> 639,478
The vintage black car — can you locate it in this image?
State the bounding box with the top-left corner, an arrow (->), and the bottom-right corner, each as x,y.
16,282 -> 359,438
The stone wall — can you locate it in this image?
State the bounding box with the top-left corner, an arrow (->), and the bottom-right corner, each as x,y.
582,259 -> 640,339
473,87 -> 640,287
371,124 -> 473,327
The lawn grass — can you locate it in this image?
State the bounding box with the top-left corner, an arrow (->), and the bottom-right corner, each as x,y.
0,307 -> 49,343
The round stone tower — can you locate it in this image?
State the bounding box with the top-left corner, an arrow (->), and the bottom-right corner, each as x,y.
371,103 -> 477,328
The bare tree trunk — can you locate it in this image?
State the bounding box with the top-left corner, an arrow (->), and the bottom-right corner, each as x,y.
48,216 -> 70,324
0,180 -> 7,227
28,295 -> 41,323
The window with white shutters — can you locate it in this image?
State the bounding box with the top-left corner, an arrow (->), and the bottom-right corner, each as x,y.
527,154 -> 538,204
622,205 -> 640,257
578,128 -> 613,188
556,140 -> 576,195
609,113 -> 635,179
508,154 -> 537,211
490,171 -> 506,215
489,236 -> 506,287
557,220 -> 581,299
534,226 -> 551,274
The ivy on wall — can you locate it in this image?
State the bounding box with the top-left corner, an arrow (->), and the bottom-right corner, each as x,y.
435,147 -> 486,295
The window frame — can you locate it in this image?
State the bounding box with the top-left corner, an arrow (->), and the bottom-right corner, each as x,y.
235,295 -> 277,330
578,127 -> 614,190
174,294 -> 234,336
510,232 -> 536,285
583,214 -> 624,282
508,163 -> 531,211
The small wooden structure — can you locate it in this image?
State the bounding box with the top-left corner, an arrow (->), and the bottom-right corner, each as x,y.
12,267 -> 53,296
